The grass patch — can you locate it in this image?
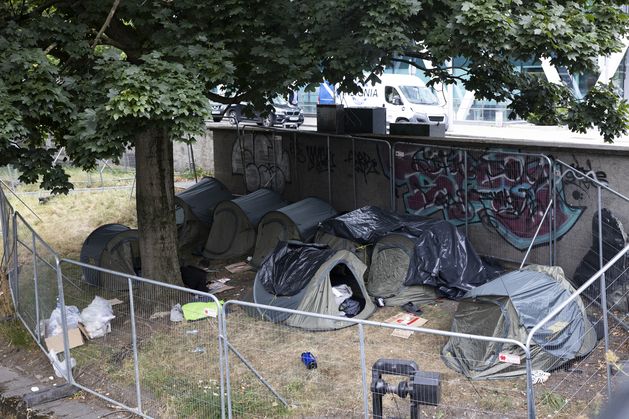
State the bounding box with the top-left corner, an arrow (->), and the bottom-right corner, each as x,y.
540,390 -> 567,411
0,319 -> 36,349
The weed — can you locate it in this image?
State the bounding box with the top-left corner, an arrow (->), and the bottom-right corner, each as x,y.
540,390 -> 567,411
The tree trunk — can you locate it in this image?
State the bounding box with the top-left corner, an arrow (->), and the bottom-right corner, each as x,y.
135,127 -> 182,285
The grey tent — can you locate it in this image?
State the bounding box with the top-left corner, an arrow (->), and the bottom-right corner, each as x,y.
367,233 -> 438,306
253,242 -> 376,330
175,177 -> 233,257
80,224 -> 141,290
203,189 -> 288,260
251,197 -> 338,267
441,265 -> 597,380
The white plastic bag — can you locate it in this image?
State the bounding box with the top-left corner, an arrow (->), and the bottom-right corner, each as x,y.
48,349 -> 76,379
332,284 -> 353,307
80,296 -> 115,339
46,304 -> 80,338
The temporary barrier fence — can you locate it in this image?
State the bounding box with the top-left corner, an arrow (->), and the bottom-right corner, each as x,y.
1,156 -> 628,418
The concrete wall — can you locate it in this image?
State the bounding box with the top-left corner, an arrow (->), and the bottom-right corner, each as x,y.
172,129 -> 215,173
211,126 -> 629,278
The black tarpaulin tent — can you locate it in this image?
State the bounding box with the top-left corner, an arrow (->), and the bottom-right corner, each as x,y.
441,266 -> 597,379
253,241 -> 376,330
175,177 -> 233,257
202,189 -> 288,260
80,224 -> 140,290
251,197 -> 338,267
317,206 -> 497,300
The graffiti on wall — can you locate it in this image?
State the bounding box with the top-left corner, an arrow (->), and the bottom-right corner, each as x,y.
232,133 -> 291,193
562,155 -> 609,202
395,146 -> 585,250
296,144 -> 336,174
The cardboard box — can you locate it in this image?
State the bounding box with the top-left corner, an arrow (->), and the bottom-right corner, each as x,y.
385,313 -> 428,339
44,328 -> 84,352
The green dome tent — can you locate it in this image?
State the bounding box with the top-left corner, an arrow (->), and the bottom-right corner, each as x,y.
253,242 -> 376,331
175,177 -> 233,258
202,189 -> 287,260
80,224 -> 140,290
251,197 -> 338,267
441,266 -> 597,380
367,233 -> 438,307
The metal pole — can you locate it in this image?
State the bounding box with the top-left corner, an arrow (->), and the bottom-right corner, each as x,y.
54,258 -> 74,383
222,308 -> 233,419
32,232 -> 41,343
189,143 -> 198,183
0,188 -> 7,268
217,305 -> 226,419
352,138 -> 357,208
520,199 -> 554,269
12,213 -> 19,312
524,349 -> 536,419
464,150 -> 469,238
127,278 -> 143,413
392,143 -> 397,212
389,143 -> 395,211
358,324 -> 369,419
327,135 -> 332,205
552,163 -> 558,265
597,186 -> 612,399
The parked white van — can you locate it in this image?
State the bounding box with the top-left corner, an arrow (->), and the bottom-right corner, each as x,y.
333,74 -> 449,130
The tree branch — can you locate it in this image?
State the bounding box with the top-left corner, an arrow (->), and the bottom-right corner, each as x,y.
92,0 -> 122,48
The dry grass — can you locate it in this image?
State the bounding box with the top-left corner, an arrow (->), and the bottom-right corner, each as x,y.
8,190 -> 136,259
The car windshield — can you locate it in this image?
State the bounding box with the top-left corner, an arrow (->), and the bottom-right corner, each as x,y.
399,85 -> 439,105
272,96 -> 289,106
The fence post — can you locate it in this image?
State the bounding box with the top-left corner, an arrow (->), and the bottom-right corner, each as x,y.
524,349 -> 536,419
352,138 -> 357,209
217,300 -> 226,419
327,135 -> 332,205
222,305 -> 233,419
127,277 -> 143,414
358,324 -> 369,419
32,231 -> 41,344
54,258 -> 74,384
0,187 -> 7,267
597,186 -> 612,399
464,150 -> 469,237
12,213 -> 19,312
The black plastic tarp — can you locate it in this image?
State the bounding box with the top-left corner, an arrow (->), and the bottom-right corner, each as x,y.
318,206 -> 423,244
258,241 -> 336,297
319,206 -> 499,299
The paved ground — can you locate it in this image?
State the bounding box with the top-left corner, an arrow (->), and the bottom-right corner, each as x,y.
0,365 -> 129,418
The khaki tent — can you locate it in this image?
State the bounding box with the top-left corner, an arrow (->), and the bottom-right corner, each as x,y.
441,266 -> 597,379
251,197 -> 338,267
175,177 -> 233,258
203,189 -> 287,260
253,242 -> 376,330
367,233 -> 438,307
80,224 -> 140,290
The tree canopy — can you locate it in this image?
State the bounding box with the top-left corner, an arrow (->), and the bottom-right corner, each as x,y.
1,0 -> 628,282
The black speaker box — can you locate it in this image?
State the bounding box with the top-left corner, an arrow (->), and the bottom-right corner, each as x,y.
344,107 -> 386,135
317,104 -> 345,134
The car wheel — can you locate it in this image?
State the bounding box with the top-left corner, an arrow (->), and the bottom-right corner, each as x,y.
212,117 -> 222,123
262,114 -> 275,128
396,118 -> 410,123
228,109 -> 238,125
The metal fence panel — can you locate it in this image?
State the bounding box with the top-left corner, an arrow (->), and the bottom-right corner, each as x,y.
57,260 -> 225,418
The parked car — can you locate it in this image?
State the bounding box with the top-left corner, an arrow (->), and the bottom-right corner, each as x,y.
211,96 -> 304,128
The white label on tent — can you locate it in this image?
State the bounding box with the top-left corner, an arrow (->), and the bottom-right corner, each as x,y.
498,352 -> 521,364
395,151 -> 405,158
